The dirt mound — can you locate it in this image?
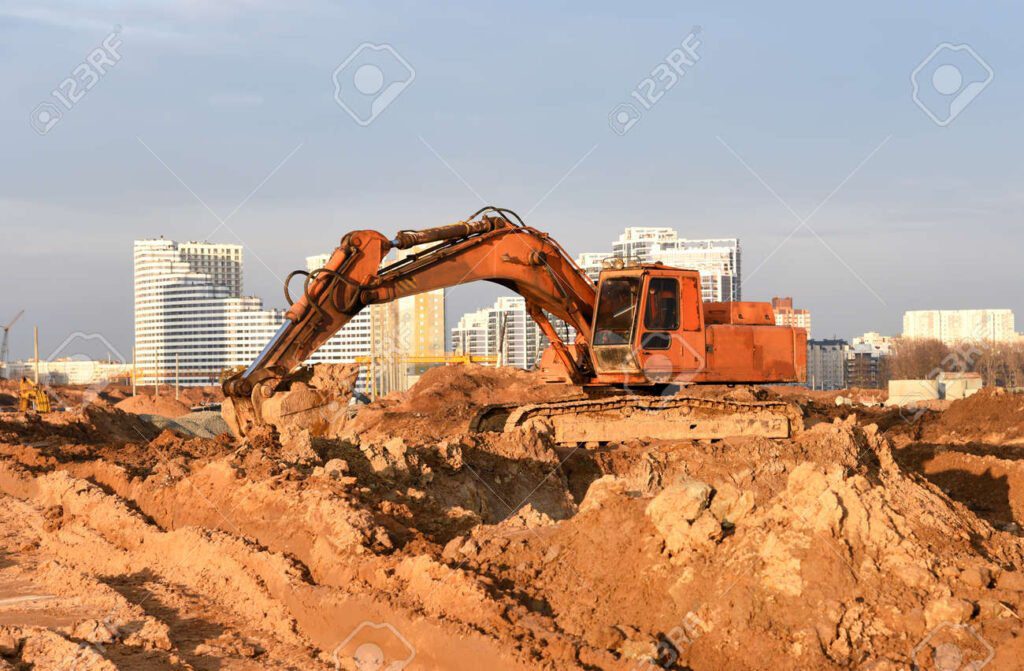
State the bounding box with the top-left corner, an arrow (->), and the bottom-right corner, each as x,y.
399,364 -> 578,412
338,365 -> 580,443
452,419 -> 1024,669
0,402 -> 159,447
768,385 -> 887,406
921,388 -> 1024,444
114,394 -> 191,417
0,371 -> 1023,669
174,385 -> 223,406
896,446 -> 1024,529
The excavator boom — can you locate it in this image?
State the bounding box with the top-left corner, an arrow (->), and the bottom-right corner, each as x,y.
223,208 -> 599,436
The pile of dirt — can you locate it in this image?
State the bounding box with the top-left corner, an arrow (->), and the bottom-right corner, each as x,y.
461,418 -> 1024,669
0,369 -> 1021,669
0,402 -> 159,447
888,390 -> 1024,532
114,394 -> 191,418
920,388 -> 1024,444
146,410 -> 230,438
769,385 -> 887,406
397,364 -> 578,412
174,385 -> 223,406
337,364 -> 580,442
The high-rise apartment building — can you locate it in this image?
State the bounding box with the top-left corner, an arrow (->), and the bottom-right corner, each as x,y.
451,309 -> 490,358
451,296 -> 547,369
575,252 -> 612,282
771,297 -> 812,338
490,296 -> 545,368
650,238 -> 741,303
134,241 -> 443,392
611,227 -> 677,262
179,242 -> 242,295
845,333 -> 892,390
902,309 -> 1016,344
579,228 -> 741,303
133,239 -> 282,385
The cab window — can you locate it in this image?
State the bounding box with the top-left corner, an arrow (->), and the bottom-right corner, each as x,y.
643,278 -> 679,331
594,277 -> 640,345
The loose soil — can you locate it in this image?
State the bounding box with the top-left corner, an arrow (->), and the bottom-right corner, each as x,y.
0,366 -> 1021,669
115,396 -> 192,418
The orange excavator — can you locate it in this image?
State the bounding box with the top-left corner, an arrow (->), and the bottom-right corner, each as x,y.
223,207 -> 807,444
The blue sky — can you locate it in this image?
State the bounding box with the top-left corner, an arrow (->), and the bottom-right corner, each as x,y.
2,1 -> 1022,360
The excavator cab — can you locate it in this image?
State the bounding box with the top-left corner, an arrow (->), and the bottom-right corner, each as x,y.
590,265 -> 706,385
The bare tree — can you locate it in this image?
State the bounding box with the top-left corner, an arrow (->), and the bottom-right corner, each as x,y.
886,338 -> 1024,389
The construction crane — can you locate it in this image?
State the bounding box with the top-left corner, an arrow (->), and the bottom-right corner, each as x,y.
1,309 -> 24,369
223,207 -> 806,443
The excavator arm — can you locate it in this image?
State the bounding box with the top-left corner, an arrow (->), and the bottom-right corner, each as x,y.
222,207 -> 597,435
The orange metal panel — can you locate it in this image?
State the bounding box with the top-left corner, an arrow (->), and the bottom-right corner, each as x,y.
703,302 -> 775,326
700,324 -> 805,383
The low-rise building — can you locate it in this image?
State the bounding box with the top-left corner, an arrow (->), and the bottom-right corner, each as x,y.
845,331 -> 893,389
3,358 -> 130,386
772,297 -> 812,339
807,339 -> 847,390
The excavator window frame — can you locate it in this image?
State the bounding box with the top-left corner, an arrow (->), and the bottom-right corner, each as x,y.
638,276 -> 680,351
592,276 -> 641,347
642,277 -> 680,329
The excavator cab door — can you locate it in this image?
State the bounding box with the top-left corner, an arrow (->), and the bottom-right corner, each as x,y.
591,274 -> 643,374
635,271 -> 705,383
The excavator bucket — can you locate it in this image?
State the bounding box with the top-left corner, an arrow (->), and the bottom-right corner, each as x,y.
222,364 -> 361,440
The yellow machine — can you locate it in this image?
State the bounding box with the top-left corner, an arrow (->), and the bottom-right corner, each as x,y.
18,377 -> 52,413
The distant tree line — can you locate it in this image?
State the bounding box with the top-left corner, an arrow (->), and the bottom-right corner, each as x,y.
883,338 -> 1024,388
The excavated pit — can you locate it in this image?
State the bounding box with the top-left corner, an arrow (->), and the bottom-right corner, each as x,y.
0,367 -> 1021,669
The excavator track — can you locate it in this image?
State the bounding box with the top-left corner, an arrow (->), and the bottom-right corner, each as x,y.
471,394 -> 804,445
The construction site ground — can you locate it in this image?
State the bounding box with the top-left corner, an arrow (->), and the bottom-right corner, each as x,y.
0,367 -> 1022,670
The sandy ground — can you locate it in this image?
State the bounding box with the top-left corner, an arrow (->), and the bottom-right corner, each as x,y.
0,368 -> 1021,670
